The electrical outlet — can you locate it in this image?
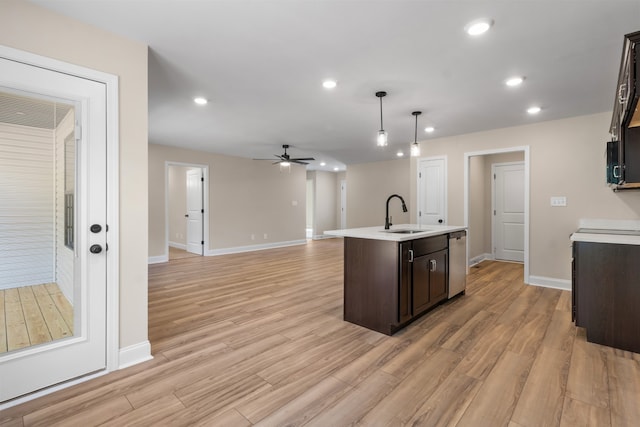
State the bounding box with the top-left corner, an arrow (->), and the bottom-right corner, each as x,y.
550,196 -> 567,207
251,234 -> 255,240
263,233 -> 268,240
291,200 -> 298,206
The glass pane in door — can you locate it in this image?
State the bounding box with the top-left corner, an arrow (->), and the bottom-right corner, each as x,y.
0,88 -> 78,354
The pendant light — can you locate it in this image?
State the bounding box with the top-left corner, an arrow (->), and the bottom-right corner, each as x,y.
375,91 -> 388,147
410,111 -> 422,157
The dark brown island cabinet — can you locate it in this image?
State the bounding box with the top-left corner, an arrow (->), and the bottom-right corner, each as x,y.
572,240 -> 640,353
343,233 -> 460,335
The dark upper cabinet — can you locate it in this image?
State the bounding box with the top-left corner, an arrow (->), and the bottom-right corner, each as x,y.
609,31 -> 640,190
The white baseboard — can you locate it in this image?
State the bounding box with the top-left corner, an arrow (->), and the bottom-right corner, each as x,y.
469,253 -> 494,267
148,254 -> 168,264
528,275 -> 571,291
207,239 -> 306,256
168,241 -> 186,250
118,340 -> 153,370
312,234 -> 335,240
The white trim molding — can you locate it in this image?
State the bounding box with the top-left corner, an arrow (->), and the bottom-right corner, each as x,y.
207,240 -> 306,256
528,275 -> 571,291
469,253 -> 494,267
118,341 -> 153,370
148,255 -> 169,264
169,241 -> 187,250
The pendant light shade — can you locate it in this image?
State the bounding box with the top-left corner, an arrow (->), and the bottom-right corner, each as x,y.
375,91 -> 388,147
410,111 -> 422,157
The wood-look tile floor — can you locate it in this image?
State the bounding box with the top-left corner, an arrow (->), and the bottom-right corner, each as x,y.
2,238 -> 639,426
169,246 -> 201,261
0,283 -> 73,354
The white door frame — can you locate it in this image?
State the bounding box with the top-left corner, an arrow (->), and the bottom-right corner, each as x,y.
165,161 -> 209,259
464,146 -> 530,283
340,179 -> 347,229
492,161 -> 525,262
416,156 -> 447,226
0,45 -> 120,398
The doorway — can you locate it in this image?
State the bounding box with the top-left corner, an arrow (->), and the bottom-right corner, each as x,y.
464,147 -> 529,282
166,162 -> 208,260
0,50 -> 118,404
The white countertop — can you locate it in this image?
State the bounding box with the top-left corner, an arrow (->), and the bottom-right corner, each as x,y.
324,224 -> 466,242
570,219 -> 640,245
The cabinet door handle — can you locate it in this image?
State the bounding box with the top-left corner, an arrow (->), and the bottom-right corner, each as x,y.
613,165 -> 621,178
408,249 -> 414,263
429,259 -> 437,272
619,83 -> 628,104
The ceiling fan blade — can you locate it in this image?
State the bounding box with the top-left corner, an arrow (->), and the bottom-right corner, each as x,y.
291,157 -> 315,161
291,160 -> 309,165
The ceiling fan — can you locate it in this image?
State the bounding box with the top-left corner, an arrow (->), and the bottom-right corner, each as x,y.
253,144 -> 315,165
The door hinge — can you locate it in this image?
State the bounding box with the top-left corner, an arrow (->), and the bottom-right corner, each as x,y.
493,173 -> 496,180
419,211 -> 422,217
201,208 -> 204,213
201,177 -> 204,182
201,241 -> 204,245
419,172 -> 422,178
75,121 -> 82,141
494,210 -> 496,215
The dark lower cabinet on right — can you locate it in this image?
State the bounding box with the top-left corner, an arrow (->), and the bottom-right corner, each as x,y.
572,241 -> 640,353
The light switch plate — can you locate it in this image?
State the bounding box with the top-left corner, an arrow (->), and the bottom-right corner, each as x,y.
551,196 -> 567,207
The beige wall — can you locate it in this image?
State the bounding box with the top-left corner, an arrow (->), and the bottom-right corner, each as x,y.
1,0 -> 149,348
347,159 -> 410,227
149,144 -> 306,256
410,112 -> 640,281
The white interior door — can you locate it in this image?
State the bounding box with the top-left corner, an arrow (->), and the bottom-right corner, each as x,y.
418,157 -> 447,226
0,57 -> 107,402
340,179 -> 347,229
493,162 -> 525,262
186,168 -> 203,255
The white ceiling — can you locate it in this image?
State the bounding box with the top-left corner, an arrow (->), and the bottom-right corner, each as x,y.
31,0 -> 640,171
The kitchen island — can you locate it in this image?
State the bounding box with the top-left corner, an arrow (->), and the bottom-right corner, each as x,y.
571,219 -> 640,353
325,224 -> 467,335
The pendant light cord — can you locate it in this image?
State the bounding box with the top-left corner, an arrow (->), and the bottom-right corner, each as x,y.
379,96 -> 384,130
414,113 -> 418,143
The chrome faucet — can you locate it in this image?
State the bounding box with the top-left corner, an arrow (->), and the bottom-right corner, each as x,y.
385,194 -> 408,229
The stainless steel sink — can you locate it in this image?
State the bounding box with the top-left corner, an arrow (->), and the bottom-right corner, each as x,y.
381,229 -> 429,234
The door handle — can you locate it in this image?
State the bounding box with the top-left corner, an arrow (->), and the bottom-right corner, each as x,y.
408,249 -> 414,262
90,224 -> 102,233
429,259 -> 437,271
90,244 -> 103,254
185,214 -> 189,218
438,219 -> 443,224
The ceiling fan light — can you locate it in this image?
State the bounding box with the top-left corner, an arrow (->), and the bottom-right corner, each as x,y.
411,143 -> 421,157
280,161 -> 291,167
377,130 -> 388,147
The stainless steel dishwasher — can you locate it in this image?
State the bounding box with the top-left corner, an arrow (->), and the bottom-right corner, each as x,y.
448,230 -> 467,298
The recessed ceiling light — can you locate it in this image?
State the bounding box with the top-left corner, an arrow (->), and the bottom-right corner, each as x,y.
465,19 -> 493,36
506,76 -> 524,87
320,162 -> 326,166
322,80 -> 337,89
424,126 -> 435,133
397,151 -> 404,157
194,97 -> 208,105
527,106 -> 541,114
333,167 -> 339,171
